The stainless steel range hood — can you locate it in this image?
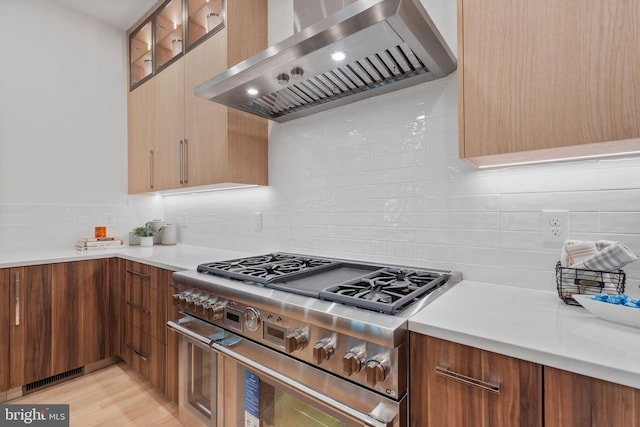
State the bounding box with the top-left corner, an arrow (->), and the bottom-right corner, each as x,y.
195,0 -> 456,122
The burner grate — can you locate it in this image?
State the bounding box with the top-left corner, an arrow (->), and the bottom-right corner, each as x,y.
320,268 -> 446,314
197,253 -> 336,284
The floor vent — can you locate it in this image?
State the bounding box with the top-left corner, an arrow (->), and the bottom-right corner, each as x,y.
23,367 -> 84,394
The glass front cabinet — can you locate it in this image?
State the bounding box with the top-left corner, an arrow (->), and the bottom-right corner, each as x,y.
129,0 -> 226,90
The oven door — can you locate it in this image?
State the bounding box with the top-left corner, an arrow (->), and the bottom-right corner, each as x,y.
214,331 -> 405,427
168,316 -> 224,427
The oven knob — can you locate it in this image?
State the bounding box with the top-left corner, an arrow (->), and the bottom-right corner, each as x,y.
244,307 -> 261,332
207,302 -> 225,321
313,340 -> 335,365
343,351 -> 366,376
285,328 -> 308,353
365,358 -> 389,387
172,294 -> 181,304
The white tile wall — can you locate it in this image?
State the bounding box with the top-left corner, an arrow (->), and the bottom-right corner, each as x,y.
162,72 -> 640,296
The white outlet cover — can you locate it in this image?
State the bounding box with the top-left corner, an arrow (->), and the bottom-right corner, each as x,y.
542,210 -> 569,247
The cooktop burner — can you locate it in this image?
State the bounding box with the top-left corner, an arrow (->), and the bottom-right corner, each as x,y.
196,253 -> 451,314
318,268 -> 446,314
197,253 -> 336,284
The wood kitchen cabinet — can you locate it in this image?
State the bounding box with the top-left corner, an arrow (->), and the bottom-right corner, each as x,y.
0,269 -> 9,395
165,275 -> 180,403
545,366 -> 640,427
458,0 -> 640,167
9,261 -> 110,389
127,0 -> 268,194
122,260 -> 176,397
410,334 -> 542,427
127,78 -> 155,193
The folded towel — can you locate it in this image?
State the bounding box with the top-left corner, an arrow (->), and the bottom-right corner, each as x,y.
572,241 -> 638,272
561,240 -> 598,267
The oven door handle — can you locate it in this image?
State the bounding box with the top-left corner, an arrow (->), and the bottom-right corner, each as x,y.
211,340 -> 394,427
167,319 -> 213,346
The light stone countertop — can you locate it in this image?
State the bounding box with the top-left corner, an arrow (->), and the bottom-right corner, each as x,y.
409,280 -> 640,389
0,244 -> 255,271
4,247 -> 638,390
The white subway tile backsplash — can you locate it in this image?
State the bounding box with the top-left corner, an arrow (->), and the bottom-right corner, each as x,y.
157,47 -> 640,292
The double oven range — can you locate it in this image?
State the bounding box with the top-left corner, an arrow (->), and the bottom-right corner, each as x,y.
168,252 -> 461,427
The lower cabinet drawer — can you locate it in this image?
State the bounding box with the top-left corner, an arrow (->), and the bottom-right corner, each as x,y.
123,323 -> 166,391
410,334 -> 542,427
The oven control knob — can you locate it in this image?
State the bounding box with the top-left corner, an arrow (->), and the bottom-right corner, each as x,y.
313,340 -> 335,365
285,329 -> 308,353
343,351 -> 366,376
244,307 -> 261,332
365,358 -> 389,387
207,302 -> 225,321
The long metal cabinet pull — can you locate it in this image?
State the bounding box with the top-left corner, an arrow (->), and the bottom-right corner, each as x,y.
435,365 -> 501,394
179,140 -> 184,184
126,343 -> 149,361
183,139 -> 188,184
149,150 -> 154,189
126,269 -> 150,278
14,271 -> 20,326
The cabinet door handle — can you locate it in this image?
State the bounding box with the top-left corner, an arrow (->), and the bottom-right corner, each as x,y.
149,150 -> 154,189
126,269 -> 150,278
435,365 -> 501,394
126,343 -> 149,361
183,138 -> 188,184
14,271 -> 20,326
179,140 -> 184,184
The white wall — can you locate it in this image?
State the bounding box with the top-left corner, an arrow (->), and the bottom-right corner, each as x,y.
0,0 -> 158,251
163,0 -> 640,295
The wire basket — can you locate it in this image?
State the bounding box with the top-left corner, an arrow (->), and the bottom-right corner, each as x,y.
555,261 -> 625,305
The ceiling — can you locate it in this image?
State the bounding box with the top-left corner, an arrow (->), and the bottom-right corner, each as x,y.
52,0 -> 159,30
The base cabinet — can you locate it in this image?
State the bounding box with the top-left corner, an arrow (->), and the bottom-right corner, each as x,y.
410,334 -> 542,427
1,269 -> 9,394
8,260 -> 109,390
544,366 -> 640,427
121,261 -> 177,402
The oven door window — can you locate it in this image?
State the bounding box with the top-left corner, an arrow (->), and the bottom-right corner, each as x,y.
187,340 -> 216,419
230,367 -> 348,427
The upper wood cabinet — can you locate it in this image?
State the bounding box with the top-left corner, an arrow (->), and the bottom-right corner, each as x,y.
458,0 -> 640,167
127,0 -> 268,194
129,18 -> 153,89
410,334 -> 542,427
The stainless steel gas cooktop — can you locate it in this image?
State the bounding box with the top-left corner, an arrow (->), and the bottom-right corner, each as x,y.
196,252 -> 458,314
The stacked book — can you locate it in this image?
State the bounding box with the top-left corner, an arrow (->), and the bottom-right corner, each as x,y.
76,236 -> 124,252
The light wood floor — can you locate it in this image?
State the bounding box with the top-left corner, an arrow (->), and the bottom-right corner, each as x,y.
12,363 -> 182,427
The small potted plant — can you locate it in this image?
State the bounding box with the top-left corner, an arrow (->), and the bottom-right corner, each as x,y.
132,222 -> 159,247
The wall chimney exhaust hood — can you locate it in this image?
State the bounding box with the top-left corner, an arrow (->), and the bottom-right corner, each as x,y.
195,0 -> 456,122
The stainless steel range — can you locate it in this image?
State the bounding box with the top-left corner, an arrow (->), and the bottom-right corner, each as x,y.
168,252 -> 461,427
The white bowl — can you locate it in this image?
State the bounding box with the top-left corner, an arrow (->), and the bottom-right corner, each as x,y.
573,295 -> 640,329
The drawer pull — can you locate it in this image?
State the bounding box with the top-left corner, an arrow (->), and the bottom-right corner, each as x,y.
126,269 -> 150,278
436,365 -> 501,394
15,271 -> 20,326
126,343 -> 149,362
126,301 -> 151,314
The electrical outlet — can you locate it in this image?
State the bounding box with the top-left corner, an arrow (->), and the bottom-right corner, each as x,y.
542,210 -> 569,246
254,212 -> 262,232
182,212 -> 188,227
104,213 -> 115,227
